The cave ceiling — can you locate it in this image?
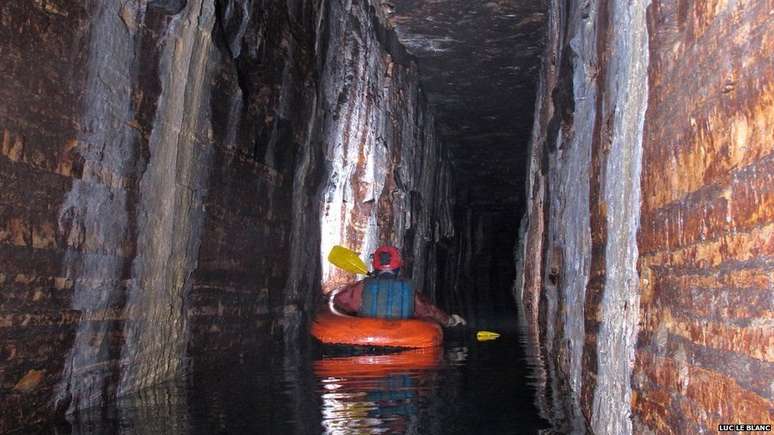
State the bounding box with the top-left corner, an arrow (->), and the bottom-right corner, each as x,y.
379,0 -> 546,212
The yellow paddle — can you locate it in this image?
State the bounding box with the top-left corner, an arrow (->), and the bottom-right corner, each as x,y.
328,246 -> 500,341
476,331 -> 501,341
327,245 -> 369,275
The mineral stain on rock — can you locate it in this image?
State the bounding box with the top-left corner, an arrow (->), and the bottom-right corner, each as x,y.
14,370 -> 45,393
1,0 -> 772,433
515,0 -> 773,433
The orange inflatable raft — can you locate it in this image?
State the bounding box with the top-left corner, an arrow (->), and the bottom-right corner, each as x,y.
311,307 -> 443,348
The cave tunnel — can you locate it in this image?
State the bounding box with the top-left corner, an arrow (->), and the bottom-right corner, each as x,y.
1,0 -> 772,434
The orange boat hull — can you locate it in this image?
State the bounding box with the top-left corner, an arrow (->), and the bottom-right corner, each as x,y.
311,309 -> 443,348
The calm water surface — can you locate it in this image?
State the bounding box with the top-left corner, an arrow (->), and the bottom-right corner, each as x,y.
49,312 -> 551,434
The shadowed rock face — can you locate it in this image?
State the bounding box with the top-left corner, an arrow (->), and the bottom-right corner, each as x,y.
0,0 -> 456,431
0,0 -> 545,428
379,0 -> 546,209
515,0 -> 774,433
4,0 -> 769,433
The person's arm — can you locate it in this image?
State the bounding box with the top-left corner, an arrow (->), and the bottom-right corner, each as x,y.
414,292 -> 455,326
330,281 -> 363,314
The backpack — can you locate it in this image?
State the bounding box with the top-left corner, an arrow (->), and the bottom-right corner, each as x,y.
359,277 -> 415,319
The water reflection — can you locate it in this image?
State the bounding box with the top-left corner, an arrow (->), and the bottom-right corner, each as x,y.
41,313 -> 553,434
50,381 -> 191,435
314,348 -> 443,434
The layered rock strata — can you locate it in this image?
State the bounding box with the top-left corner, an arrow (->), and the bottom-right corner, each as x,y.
515,0 -> 773,433
0,0 -> 454,431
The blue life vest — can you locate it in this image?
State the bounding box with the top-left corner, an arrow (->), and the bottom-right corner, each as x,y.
359,277 -> 415,320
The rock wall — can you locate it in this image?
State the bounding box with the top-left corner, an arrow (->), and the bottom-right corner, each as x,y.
515,0 -> 609,431
1,2 -> 93,429
634,0 -> 773,432
515,0 -> 771,433
0,0 -> 453,431
318,1 -> 455,296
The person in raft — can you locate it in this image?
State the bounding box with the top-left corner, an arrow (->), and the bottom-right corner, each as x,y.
330,245 -> 467,327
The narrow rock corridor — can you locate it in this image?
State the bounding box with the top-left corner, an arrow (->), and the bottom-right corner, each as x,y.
1,0 -> 772,434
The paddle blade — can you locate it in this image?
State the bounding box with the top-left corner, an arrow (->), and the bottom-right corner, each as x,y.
328,245 -> 369,275
476,331 -> 501,341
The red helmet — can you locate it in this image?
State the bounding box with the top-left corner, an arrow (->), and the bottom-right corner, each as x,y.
372,245 -> 402,271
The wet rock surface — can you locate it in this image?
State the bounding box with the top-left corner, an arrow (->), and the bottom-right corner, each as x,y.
0,0 -> 457,430
317,0 -> 455,301
3,0 -> 770,432
516,0 -> 773,433
378,0 -> 546,210
634,0 -> 774,432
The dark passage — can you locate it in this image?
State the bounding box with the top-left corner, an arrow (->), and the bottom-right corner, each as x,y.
1,0 -> 549,431
4,0 -> 770,433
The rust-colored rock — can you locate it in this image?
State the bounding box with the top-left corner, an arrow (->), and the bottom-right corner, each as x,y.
633,0 -> 774,432
0,0 -> 459,432
3,0 -> 769,432
318,0 -> 455,300
516,0 -> 773,433
13,369 -> 45,393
